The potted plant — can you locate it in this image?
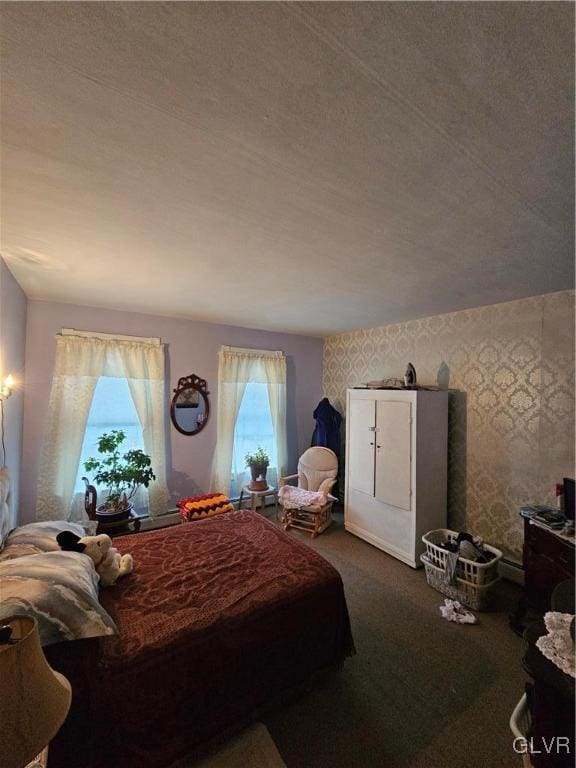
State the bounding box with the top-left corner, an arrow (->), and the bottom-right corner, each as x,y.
245,446 -> 270,491
84,430 -> 156,522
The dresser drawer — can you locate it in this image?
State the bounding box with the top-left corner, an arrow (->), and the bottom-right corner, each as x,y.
525,524 -> 574,576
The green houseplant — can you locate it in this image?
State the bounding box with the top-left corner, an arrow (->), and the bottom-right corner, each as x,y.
84,430 -> 155,519
245,446 -> 270,490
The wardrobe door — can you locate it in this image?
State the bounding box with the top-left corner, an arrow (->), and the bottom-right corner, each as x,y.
348,398 -> 376,495
375,400 -> 412,510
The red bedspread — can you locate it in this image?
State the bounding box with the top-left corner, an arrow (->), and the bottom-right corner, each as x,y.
46,511 -> 353,768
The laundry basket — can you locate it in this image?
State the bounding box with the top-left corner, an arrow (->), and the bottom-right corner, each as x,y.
421,528 -> 502,611
509,693 -> 533,768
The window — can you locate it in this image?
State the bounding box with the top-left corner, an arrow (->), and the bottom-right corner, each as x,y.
211,346 -> 287,497
73,377 -> 147,512
36,331 -> 168,523
230,383 -> 278,497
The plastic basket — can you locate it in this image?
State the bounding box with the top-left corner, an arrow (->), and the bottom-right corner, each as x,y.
422,528 -> 502,586
420,554 -> 500,611
510,693 -> 533,768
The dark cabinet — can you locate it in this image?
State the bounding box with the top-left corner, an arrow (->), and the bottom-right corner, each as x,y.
510,518 -> 574,635
523,518 -> 574,612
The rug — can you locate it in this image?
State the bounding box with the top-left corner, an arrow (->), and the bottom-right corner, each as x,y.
190,723 -> 286,768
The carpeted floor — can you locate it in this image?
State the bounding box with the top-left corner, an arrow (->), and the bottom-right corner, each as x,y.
263,511 -> 527,768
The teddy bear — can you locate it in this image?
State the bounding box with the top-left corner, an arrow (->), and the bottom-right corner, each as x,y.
56,531 -> 133,587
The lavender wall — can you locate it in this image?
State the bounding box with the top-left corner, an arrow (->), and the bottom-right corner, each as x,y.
0,258 -> 28,526
21,301 -> 324,522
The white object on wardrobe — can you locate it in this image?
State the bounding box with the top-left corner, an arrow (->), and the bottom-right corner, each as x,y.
345,388 -> 448,568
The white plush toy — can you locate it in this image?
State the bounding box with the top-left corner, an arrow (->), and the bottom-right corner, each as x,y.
57,531 -> 133,587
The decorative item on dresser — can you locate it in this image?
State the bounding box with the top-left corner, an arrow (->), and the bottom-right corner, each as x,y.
170,374 -> 210,435
0,615 -> 71,768
345,388 -> 448,568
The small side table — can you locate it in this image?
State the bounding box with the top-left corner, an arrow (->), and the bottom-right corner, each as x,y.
239,485 -> 279,518
96,509 -> 142,537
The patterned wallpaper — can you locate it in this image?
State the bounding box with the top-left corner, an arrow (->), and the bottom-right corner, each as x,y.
323,291 -> 575,561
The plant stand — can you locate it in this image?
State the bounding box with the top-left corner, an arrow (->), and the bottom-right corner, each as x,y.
96,509 -> 141,537
238,485 -> 279,519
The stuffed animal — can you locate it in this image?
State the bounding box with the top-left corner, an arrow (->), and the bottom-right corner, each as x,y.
56,531 -> 133,587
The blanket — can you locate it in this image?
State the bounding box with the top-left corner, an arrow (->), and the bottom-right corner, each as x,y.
278,485 -> 328,509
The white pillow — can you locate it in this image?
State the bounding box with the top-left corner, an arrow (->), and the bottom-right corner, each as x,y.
0,520 -> 96,562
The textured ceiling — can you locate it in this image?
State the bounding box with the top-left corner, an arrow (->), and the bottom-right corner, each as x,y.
0,2 -> 573,335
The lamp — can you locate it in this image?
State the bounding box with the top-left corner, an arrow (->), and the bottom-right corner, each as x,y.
0,616 -> 72,768
0,374 -> 14,399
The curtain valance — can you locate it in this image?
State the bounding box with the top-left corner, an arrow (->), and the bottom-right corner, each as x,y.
218,346 -> 286,385
52,334 -> 165,380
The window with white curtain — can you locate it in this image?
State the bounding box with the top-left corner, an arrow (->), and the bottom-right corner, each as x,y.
230,382 -> 278,497
72,376 -> 149,515
36,331 -> 168,522
211,346 -> 287,497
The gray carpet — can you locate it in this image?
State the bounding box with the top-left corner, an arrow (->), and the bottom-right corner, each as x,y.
263,511 -> 526,768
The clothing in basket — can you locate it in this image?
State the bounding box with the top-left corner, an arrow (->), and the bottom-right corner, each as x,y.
439,532 -> 490,585
421,529 -> 503,611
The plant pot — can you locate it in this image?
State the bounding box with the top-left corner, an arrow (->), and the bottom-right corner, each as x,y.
249,464 -> 268,490
96,501 -> 133,525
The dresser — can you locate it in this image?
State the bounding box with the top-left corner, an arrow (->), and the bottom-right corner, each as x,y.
523,518 -> 574,611
344,388 -> 448,568
510,517 -> 575,633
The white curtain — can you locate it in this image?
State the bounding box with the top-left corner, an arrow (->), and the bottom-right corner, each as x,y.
36,333 -> 168,521
210,346 -> 287,494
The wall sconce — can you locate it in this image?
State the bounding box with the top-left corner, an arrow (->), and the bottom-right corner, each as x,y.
0,375 -> 14,400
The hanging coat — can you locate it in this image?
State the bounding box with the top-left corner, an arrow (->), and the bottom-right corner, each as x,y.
311,398 -> 342,461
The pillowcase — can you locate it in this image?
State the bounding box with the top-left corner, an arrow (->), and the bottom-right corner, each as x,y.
0,550 -> 117,646
0,520 -> 97,562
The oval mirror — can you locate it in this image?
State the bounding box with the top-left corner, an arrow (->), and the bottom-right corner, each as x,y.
170,374 -> 210,436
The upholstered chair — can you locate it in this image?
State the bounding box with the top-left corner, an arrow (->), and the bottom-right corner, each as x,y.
279,447 -> 338,538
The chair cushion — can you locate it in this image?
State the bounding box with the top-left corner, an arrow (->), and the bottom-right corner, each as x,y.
278,486 -> 327,510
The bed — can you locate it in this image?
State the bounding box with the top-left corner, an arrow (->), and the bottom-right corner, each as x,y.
42,509 -> 354,768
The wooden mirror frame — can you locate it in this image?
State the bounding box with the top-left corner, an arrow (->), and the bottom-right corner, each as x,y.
170,374 -> 210,436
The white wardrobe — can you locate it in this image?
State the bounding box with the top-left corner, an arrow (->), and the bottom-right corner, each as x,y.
344,388 -> 448,568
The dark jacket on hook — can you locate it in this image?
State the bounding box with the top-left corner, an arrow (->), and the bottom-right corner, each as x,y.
311,398 -> 342,461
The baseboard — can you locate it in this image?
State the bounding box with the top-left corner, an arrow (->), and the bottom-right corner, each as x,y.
139,511 -> 181,531
498,558 -> 524,586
